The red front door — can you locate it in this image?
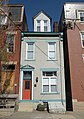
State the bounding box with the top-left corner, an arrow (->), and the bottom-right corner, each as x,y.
23,80 -> 32,100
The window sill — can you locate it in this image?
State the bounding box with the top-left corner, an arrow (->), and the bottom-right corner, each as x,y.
7,52 -> 15,54
40,92 -> 60,95
25,59 -> 35,61
47,59 -> 57,61
80,21 -> 84,23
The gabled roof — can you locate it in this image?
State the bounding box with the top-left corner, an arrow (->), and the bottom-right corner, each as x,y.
33,10 -> 51,20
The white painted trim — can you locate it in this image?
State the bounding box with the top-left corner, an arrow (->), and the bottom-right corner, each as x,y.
26,42 -> 35,60
80,32 -> 84,48
19,70 -> 23,100
20,70 -> 33,100
32,71 -> 34,100
48,42 -> 56,60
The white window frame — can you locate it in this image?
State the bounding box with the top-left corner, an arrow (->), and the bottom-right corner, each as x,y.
26,42 -> 35,60
37,20 -> 41,32
78,10 -> 84,22
44,20 -> 48,32
82,54 -> 84,62
6,32 -> 16,53
80,32 -> 84,48
48,42 -> 56,60
42,71 -> 58,93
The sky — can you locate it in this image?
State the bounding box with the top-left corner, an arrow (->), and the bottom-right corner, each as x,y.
10,0 -> 84,31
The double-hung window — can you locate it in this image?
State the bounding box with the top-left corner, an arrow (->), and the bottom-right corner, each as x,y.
37,20 -> 41,32
26,42 -> 35,60
81,32 -> 84,48
80,12 -> 84,22
48,42 -> 56,60
42,71 -> 57,93
6,33 -> 15,53
44,20 -> 48,32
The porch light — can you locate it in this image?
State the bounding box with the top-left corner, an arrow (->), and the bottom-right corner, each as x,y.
36,77 -> 38,83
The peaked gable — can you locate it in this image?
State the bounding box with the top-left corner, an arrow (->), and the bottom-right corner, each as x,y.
33,10 -> 51,20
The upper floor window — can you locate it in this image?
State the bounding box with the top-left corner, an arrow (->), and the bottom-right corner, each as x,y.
37,20 -> 41,32
80,12 -> 84,22
81,32 -> 84,48
26,42 -> 35,60
44,20 -> 48,32
48,42 -> 56,60
0,14 -> 7,25
6,33 -> 15,53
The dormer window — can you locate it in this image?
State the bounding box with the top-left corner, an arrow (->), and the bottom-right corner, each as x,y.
0,14 -> 7,25
44,20 -> 48,32
37,20 -> 41,32
33,11 -> 51,32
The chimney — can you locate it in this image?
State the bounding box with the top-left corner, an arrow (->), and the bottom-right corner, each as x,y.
53,22 -> 58,32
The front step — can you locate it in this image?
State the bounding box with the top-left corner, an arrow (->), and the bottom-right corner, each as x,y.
48,102 -> 66,113
18,102 -> 33,112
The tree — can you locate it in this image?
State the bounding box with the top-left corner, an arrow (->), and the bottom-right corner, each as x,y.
0,0 -> 13,95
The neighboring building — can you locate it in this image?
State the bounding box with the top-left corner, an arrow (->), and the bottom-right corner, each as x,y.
59,2 -> 84,110
0,5 -> 28,97
19,11 -> 66,112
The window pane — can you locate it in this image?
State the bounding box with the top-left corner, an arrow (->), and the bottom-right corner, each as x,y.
27,51 -> 33,59
43,78 -> 49,85
37,20 -> 40,26
44,20 -> 47,26
44,26 -> 47,32
81,33 -> 84,47
50,78 -> 57,85
43,71 -> 57,76
49,43 -> 55,51
51,85 -> 57,92
49,52 -> 55,59
37,26 -> 40,32
80,12 -> 84,21
25,81 -> 30,89
43,85 -> 49,92
23,71 -> 32,79
28,43 -> 33,51
27,42 -> 34,59
6,34 -> 14,52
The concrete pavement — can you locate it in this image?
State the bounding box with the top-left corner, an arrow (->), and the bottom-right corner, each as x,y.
0,105 -> 84,119
8,110 -> 84,119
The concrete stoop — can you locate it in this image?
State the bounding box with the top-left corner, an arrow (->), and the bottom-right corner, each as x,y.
18,102 -> 33,112
48,102 -> 66,113
73,102 -> 84,111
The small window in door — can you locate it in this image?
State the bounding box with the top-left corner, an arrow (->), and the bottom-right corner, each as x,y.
25,81 -> 30,89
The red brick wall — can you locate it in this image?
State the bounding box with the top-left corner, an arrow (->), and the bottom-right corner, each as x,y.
67,23 -> 84,101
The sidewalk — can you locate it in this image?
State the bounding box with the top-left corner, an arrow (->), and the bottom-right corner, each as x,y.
0,107 -> 84,119
8,110 -> 84,119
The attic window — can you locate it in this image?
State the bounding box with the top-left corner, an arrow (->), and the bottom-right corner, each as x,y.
44,20 -> 48,32
37,20 -> 41,32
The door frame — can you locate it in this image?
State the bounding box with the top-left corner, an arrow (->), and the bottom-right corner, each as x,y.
20,70 -> 34,100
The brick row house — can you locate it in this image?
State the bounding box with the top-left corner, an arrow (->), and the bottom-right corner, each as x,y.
59,2 -> 84,110
0,5 -> 28,98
